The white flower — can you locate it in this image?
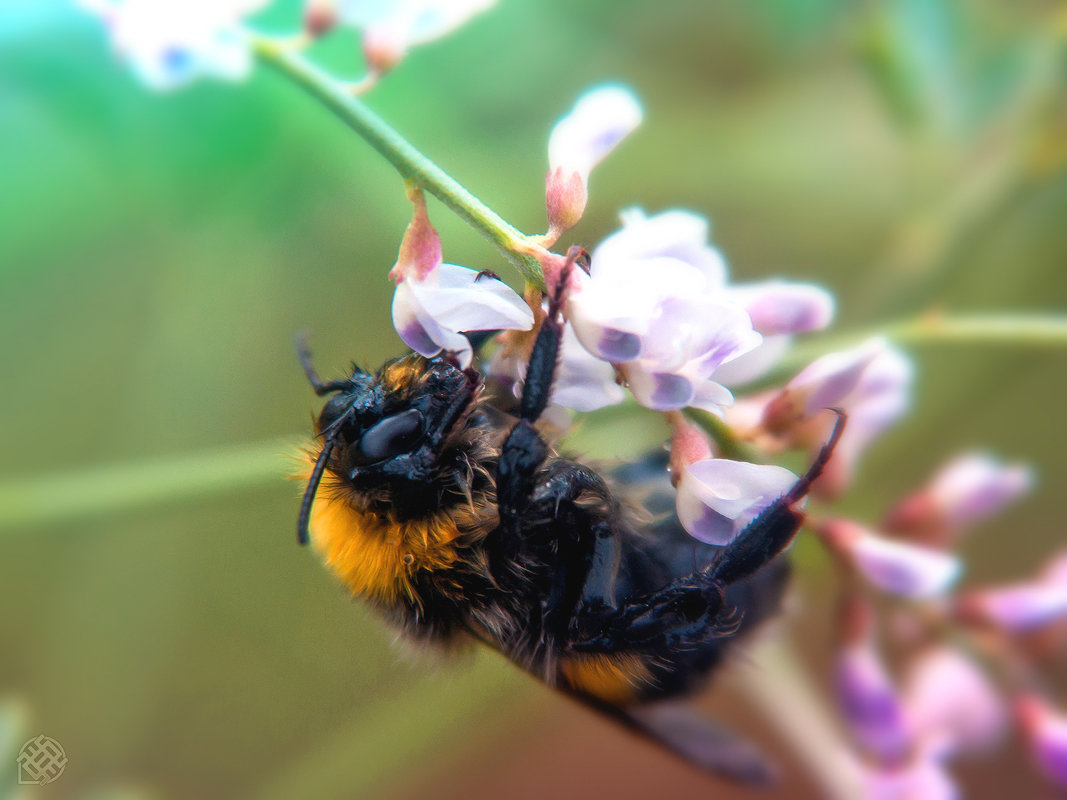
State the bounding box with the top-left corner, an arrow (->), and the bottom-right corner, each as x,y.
567,209 -> 762,413
392,264 -> 533,369
336,0 -> 495,71
80,0 -> 266,90
675,459 -> 797,545
927,452 -> 1033,527
713,280 -> 835,387
548,85 -> 643,181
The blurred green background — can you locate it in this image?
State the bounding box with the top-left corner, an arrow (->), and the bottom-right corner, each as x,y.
2,0 -> 1066,798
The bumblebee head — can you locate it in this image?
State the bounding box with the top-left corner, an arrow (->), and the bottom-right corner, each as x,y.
297,349 -> 481,544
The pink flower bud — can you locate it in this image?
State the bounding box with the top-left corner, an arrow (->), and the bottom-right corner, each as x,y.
1018,695 -> 1067,788
339,0 -> 496,72
544,166 -> 588,235
389,191 -> 441,283
667,418 -> 714,480
824,520 -> 962,599
675,459 -> 797,545
304,0 -> 338,36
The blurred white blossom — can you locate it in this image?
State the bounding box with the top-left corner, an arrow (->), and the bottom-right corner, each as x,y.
79,0 -> 266,90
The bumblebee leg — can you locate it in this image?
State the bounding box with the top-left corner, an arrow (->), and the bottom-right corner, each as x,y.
708,409 -> 846,587
496,249 -> 580,529
568,576 -> 727,652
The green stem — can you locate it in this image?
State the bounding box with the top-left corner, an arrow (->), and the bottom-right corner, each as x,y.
779,312 -> 1067,373
0,438 -> 297,534
251,36 -> 545,287
684,408 -> 760,462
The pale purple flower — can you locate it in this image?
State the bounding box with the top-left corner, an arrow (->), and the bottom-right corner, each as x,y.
551,324 -> 626,411
392,264 -> 533,369
1019,696 -> 1067,788
765,339 -> 912,494
487,321 -> 624,413
336,0 -> 495,70
567,209 -> 762,414
545,86 -> 642,234
675,459 -> 797,545
902,647 -> 1006,757
927,452 -> 1033,527
729,280 -> 835,338
827,521 -> 962,599
548,85 -> 643,182
835,638 -> 912,762
79,0 -> 266,90
862,758 -> 959,800
966,582 -> 1067,631
712,281 -> 834,387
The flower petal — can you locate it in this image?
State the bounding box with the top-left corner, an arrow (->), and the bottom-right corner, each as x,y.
836,640 -> 911,763
676,459 -> 797,545
970,583 -> 1067,631
833,523 -> 962,598
548,85 -> 642,178
82,0 -> 264,90
730,280 -> 835,336
627,367 -> 695,411
927,452 -> 1033,527
1019,697 -> 1067,788
592,208 -> 727,286
551,325 -> 626,411
903,647 -> 1006,757
862,759 -> 959,800
409,264 -> 534,332
391,280 -> 473,365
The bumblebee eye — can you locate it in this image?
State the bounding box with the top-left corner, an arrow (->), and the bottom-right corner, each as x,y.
359,409 -> 425,461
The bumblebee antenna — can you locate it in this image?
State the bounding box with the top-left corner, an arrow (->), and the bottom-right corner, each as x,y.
296,332 -> 350,396
297,439 -> 336,545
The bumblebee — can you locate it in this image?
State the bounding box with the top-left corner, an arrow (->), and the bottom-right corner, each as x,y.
297,261 -> 844,784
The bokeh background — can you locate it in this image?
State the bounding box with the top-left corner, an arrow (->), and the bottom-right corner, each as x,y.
2,0 -> 1066,797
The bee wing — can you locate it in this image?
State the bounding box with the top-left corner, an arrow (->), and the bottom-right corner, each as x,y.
597,698 -> 777,785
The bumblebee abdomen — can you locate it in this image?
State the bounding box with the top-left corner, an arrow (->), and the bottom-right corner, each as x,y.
558,652 -> 657,706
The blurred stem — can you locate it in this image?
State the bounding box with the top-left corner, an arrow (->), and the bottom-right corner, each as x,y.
779,311 -> 1067,373
2,313 -> 1062,532
729,636 -> 862,800
0,438 -> 297,534
251,36 -> 546,288
684,408 -> 760,462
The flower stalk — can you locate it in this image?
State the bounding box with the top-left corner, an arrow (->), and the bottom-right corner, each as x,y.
250,35 -> 547,287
